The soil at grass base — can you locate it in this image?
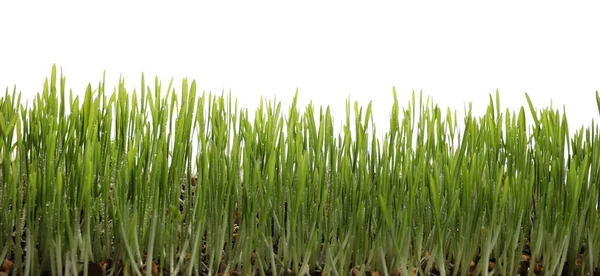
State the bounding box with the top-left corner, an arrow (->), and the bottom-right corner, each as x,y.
2,246 -> 597,276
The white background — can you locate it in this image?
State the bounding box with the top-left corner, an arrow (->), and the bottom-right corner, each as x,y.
1,1 -> 599,137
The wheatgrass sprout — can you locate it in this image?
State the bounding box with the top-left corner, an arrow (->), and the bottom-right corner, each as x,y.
1,66 -> 600,275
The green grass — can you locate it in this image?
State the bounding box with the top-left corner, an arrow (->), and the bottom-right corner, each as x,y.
1,65 -> 600,275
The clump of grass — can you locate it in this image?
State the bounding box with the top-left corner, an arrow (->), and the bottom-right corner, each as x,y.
1,65 -> 600,276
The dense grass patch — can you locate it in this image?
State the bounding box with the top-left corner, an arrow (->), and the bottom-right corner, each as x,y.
1,65 -> 600,275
